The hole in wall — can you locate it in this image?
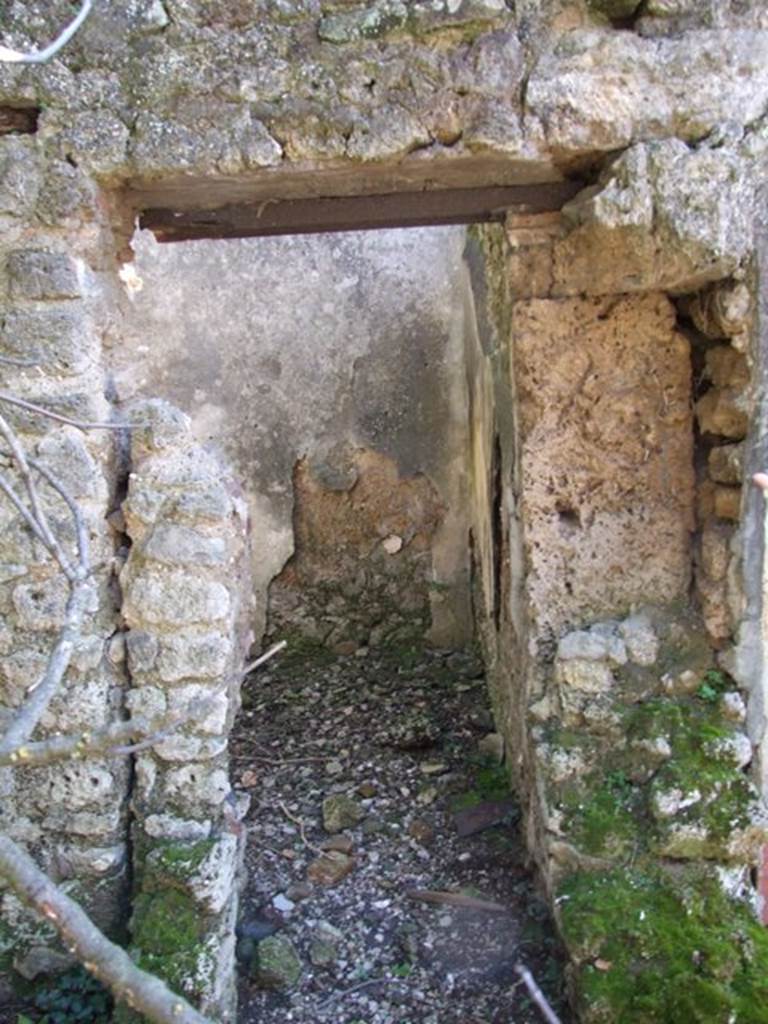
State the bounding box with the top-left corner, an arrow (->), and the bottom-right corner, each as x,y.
0,105 -> 39,135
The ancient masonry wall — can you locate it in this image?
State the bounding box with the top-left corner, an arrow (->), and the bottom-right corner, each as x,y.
119,401 -> 253,1021
0,138 -> 129,987
0,0 -> 767,1019
467,165 -> 768,1019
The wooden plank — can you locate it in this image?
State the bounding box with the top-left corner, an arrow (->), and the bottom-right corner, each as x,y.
140,181 -> 581,243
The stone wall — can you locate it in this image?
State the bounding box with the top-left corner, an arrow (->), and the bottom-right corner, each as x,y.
0,0 -> 768,1020
465,183 -> 768,1019
119,400 -> 253,1020
0,146 -> 128,987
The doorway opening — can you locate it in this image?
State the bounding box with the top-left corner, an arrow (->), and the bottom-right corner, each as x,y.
112,218 -> 571,1023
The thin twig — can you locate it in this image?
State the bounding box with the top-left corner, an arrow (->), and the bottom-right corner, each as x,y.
243,640 -> 287,675
0,578 -> 91,759
0,392 -> 135,431
0,354 -> 40,367
28,457 -> 89,571
0,835 -> 211,1024
317,977 -> 406,1012
406,889 -> 509,914
278,801 -> 324,855
0,412 -> 75,578
0,0 -> 92,64
514,963 -> 562,1024
0,468 -> 51,550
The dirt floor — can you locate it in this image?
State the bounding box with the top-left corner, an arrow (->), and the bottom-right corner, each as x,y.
233,644 -> 570,1024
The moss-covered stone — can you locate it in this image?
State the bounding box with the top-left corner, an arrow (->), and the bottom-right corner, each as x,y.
132,888 -> 205,957
559,867 -> 768,1023
253,935 -> 303,990
145,838 -> 216,888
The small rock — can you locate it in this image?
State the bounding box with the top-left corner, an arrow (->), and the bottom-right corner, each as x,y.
333,640 -> 357,656
478,733 -> 504,763
240,770 -> 259,787
720,691 -> 747,723
386,711 -> 441,750
307,851 -> 355,886
420,762 -> 449,776
253,935 -> 302,989
382,534 -> 403,554
309,921 -> 344,966
408,818 -> 435,845
322,793 -> 365,833
416,785 -> 438,806
357,781 -> 377,798
325,760 -> 344,776
661,668 -> 702,695
237,917 -> 280,942
396,923 -> 420,960
272,893 -> 295,914
321,834 -> 354,855
453,798 -> 518,837
285,882 -> 313,902
362,816 -> 385,836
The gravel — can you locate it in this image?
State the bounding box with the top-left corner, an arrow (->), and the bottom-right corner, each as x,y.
233,645 -> 570,1024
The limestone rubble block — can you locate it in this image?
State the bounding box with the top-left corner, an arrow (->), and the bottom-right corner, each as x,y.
684,281 -> 753,341
6,250 -> 82,301
619,613 -> 659,666
695,389 -> 749,439
713,486 -> 742,522
704,346 -> 750,390
709,443 -> 744,485
552,141 -> 753,295
514,293 -> 694,636
526,29 -> 768,159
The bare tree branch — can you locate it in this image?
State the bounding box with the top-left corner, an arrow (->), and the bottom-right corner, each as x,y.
0,467 -> 51,550
514,963 -> 562,1024
0,0 -> 92,64
0,579 -> 92,759
0,392 -> 138,431
0,834 -> 211,1024
28,456 -> 89,571
0,641 -> 288,767
0,412 -> 77,579
243,639 -> 287,674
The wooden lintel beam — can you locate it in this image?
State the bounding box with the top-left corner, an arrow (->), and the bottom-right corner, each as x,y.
140,182 -> 582,243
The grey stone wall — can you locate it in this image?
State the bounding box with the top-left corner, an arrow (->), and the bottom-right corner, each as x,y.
119,400 -> 253,1020
0,142 -> 128,983
0,0 -> 767,1018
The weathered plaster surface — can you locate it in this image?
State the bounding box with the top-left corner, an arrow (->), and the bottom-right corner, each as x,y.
113,227 -> 472,646
514,292 -> 694,642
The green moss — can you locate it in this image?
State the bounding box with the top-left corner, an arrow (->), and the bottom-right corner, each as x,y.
569,782 -> 638,858
133,889 -> 204,957
147,839 -> 215,886
451,757 -> 513,811
559,867 -> 768,1023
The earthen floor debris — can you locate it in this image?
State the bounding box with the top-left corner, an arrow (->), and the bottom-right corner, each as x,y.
233,646 -> 568,1024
